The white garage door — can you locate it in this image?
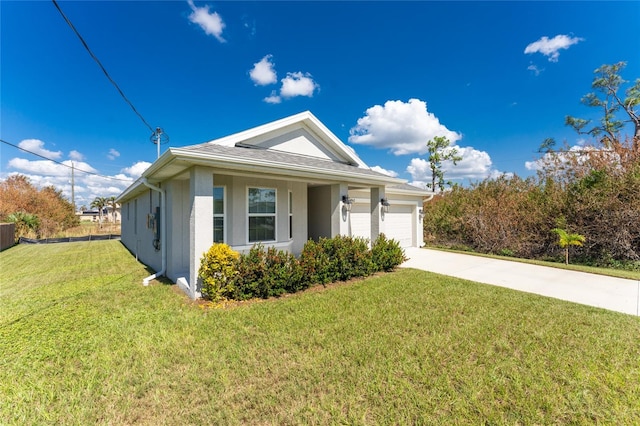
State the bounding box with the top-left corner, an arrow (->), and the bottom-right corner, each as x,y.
349,203 -> 371,241
384,204 -> 414,247
350,203 -> 414,247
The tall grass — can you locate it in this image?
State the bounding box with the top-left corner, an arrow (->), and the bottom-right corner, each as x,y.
54,222 -> 121,237
1,241 -> 639,424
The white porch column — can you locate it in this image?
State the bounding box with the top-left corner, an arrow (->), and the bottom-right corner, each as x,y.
370,186 -> 385,243
330,183 -> 349,237
189,166 -> 213,299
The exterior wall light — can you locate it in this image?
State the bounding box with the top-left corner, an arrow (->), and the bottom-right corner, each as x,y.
341,195 -> 354,212
419,208 -> 424,220
380,197 -> 390,213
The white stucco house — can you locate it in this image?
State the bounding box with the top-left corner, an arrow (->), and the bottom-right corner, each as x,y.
117,111 -> 432,299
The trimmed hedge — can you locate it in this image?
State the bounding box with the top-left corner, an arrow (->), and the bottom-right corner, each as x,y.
372,233 -> 408,271
198,234 -> 406,301
231,244 -> 304,300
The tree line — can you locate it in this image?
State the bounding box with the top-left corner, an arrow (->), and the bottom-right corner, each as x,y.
0,175 -> 79,240
423,62 -> 640,269
0,174 -> 119,241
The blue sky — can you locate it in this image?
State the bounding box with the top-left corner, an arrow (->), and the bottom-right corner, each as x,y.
2,1 -> 638,207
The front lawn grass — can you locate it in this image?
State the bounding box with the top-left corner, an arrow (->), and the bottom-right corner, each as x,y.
1,241 -> 639,424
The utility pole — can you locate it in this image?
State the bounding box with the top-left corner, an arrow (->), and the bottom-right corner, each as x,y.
71,162 -> 76,211
155,127 -> 161,159
151,127 -> 169,159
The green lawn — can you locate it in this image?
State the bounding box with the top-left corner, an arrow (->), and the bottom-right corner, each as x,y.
1,241 -> 639,425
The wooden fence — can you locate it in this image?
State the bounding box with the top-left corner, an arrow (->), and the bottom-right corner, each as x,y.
0,223 -> 16,251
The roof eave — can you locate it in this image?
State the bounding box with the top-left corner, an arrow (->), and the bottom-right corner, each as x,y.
171,148 -> 403,185
386,187 -> 434,197
116,149 -> 177,203
118,144 -> 410,203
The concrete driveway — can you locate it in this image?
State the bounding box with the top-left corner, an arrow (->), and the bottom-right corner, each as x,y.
402,248 -> 640,316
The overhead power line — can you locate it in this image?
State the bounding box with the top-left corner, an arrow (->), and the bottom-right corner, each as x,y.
1,139 -> 133,183
51,0 -> 155,134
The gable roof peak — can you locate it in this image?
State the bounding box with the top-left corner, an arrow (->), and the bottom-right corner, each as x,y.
206,111 -> 368,168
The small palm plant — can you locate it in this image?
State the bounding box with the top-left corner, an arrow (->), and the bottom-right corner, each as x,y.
6,212 -> 40,241
90,196 -> 107,227
552,228 -> 586,265
107,196 -> 118,223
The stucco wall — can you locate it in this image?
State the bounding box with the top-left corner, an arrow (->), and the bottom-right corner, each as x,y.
221,174 -> 308,255
254,128 -> 342,162
120,188 -> 162,273
165,179 -> 190,282
308,186 -> 331,241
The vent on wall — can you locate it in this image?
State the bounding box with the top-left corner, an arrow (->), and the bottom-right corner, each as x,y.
234,142 -> 264,149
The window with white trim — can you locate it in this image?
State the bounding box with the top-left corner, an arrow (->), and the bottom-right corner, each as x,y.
248,187 -> 276,242
288,191 -> 293,240
213,186 -> 225,243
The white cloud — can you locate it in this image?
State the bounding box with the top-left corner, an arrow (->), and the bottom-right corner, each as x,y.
525,158 -> 545,171
406,146 -> 499,184
250,55 -> 277,86
370,165 -> 399,177
107,148 -> 120,160
7,158 -> 97,177
524,34 -> 583,62
8,158 -> 69,177
489,170 -> 514,180
349,99 -> 461,156
527,64 -> 543,76
263,90 -> 281,104
249,58 -> 319,103
4,155 -> 132,208
121,161 -> 152,178
69,161 -> 98,174
524,144 -> 601,171
1,140 -> 157,208
406,158 -> 432,183
444,146 -> 493,180
187,0 -> 226,43
280,72 -> 319,98
18,139 -> 62,159
69,150 -> 84,161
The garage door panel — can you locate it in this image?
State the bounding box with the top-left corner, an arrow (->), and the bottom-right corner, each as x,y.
384,205 -> 413,247
350,203 -> 370,241
349,203 -> 414,247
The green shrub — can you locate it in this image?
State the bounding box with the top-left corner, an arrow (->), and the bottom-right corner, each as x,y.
203,235 -> 404,302
198,243 -> 239,301
231,244 -> 266,300
498,248 -> 515,257
232,245 -> 304,299
301,236 -> 374,284
264,246 -> 304,297
300,238 -> 332,285
329,235 -> 374,280
371,233 -> 407,272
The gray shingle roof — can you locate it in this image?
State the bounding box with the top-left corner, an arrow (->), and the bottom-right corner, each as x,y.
388,182 -> 430,193
179,142 -> 397,180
